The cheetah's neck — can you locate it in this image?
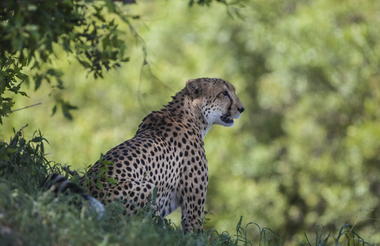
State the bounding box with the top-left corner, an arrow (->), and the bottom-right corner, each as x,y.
164,90 -> 210,139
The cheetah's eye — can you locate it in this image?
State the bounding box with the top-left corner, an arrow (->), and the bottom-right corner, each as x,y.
217,90 -> 230,98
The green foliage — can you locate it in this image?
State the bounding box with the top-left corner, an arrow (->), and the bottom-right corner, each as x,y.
0,126 -> 49,193
0,131 -> 374,245
303,224 -> 372,246
208,0 -> 380,243
0,0 -> 130,123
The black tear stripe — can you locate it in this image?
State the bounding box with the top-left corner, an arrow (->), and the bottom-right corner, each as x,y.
226,94 -> 233,115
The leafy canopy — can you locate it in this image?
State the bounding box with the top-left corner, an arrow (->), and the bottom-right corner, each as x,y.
0,0 -> 136,123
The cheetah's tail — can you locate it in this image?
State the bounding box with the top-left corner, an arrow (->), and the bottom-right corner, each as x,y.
42,173 -> 105,218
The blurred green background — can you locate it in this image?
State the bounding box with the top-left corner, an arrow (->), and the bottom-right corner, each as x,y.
2,0 -> 380,243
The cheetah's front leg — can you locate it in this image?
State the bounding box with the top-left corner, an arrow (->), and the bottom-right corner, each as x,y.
179,169 -> 208,232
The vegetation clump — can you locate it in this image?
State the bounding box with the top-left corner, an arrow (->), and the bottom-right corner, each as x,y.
0,130 -> 373,246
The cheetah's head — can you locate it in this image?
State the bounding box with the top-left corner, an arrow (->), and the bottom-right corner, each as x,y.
186,78 -> 244,127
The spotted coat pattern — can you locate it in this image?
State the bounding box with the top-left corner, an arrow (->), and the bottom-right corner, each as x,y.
81,77 -> 244,232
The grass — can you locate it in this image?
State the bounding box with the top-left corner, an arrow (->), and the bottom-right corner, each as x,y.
0,129 -> 376,246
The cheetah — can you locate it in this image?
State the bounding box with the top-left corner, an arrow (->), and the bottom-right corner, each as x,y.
82,77 -> 244,232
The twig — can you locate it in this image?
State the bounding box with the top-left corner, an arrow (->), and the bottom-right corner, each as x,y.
11,102 -> 42,112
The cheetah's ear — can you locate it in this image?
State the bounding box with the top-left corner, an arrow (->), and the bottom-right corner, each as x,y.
186,79 -> 202,99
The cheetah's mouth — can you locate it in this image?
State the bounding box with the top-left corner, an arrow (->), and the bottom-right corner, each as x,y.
220,114 -> 234,125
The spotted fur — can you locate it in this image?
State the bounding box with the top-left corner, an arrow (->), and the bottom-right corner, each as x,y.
81,77 -> 244,232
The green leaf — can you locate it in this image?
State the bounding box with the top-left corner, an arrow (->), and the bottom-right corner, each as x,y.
31,137 -> 44,143
51,105 -> 57,116
34,74 -> 43,91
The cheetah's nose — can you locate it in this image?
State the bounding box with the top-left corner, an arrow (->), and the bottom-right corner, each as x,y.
238,107 -> 245,113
